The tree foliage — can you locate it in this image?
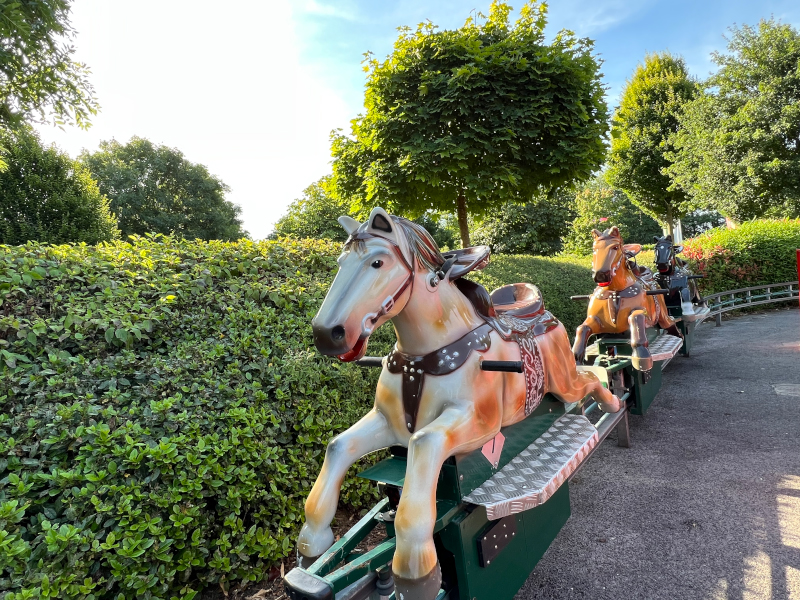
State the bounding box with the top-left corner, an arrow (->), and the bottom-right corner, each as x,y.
606,53 -> 699,235
270,177 -> 353,242
330,1 -> 609,246
472,190 -> 576,255
0,127 -> 119,245
562,181 -> 662,255
0,0 -> 98,129
667,20 -> 800,222
81,138 -> 247,241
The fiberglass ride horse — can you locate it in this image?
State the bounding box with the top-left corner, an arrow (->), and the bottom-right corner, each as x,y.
653,234 -> 703,315
572,227 -> 682,372
300,207 -> 621,600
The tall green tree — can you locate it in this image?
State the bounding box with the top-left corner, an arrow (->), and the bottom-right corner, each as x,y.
472,190 -> 576,255
606,52 -> 700,237
562,180 -> 661,255
0,127 -> 119,245
81,138 -> 247,241
0,0 -> 98,129
667,20 -> 800,222
270,177 -> 353,242
330,1 -> 609,247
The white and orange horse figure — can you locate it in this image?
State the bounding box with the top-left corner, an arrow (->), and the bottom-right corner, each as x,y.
300,208 -> 621,599
572,227 -> 682,371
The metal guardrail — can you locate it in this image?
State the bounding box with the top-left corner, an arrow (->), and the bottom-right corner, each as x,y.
703,281 -> 799,326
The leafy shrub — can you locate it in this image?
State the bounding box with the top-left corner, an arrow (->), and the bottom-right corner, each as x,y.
562,184 -> 661,255
471,191 -> 576,256
682,219 -> 800,294
473,254 -> 594,335
0,236 -> 394,600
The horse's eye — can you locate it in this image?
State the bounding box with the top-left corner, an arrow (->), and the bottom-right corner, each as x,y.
371,260 -> 383,269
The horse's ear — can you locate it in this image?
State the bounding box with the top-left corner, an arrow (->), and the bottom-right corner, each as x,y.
608,226 -> 620,239
338,216 -> 361,235
653,236 -> 660,243
666,234 -> 673,242
674,245 -> 683,254
366,207 -> 396,236
591,229 -> 602,239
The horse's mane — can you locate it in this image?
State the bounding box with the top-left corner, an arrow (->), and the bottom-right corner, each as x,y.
391,216 -> 446,273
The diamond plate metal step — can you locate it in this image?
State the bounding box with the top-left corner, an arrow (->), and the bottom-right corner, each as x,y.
681,305 -> 710,323
648,333 -> 683,362
585,333 -> 683,363
463,414 -> 598,519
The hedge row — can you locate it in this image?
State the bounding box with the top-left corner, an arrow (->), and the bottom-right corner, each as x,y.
2,222 -> 795,600
0,237 -> 392,600
682,219 -> 800,294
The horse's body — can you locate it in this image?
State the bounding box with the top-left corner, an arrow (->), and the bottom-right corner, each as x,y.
572,227 -> 681,372
301,208 -> 620,599
653,234 -> 702,313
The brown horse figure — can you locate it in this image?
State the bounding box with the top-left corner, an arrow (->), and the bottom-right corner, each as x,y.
572,227 -> 682,371
302,208 -> 621,599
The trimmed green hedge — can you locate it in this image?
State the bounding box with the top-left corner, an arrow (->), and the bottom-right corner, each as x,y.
682,219 -> 800,294
472,254 -> 594,334
0,237 -> 395,600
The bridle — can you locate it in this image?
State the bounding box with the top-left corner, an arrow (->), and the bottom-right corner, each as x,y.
344,231 -> 416,333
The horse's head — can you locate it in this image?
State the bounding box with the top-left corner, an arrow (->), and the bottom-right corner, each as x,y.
312,207 -> 445,361
653,235 -> 682,274
590,226 -> 633,287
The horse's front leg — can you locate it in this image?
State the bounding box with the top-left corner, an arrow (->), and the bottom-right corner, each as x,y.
628,308 -> 653,371
573,317 -> 600,365
298,409 -> 396,565
393,404 -> 497,600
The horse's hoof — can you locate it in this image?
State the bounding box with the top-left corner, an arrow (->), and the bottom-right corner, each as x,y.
631,348 -> 653,372
297,523 -> 334,560
599,395 -> 623,413
393,562 -> 441,600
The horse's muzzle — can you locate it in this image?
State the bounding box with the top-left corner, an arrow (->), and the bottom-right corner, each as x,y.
311,320 -> 350,356
593,270 -> 611,286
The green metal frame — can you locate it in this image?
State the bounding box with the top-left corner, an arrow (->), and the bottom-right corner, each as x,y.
299,394 -> 576,599
588,329 -> 665,416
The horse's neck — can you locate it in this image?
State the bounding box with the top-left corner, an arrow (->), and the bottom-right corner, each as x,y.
609,262 -> 637,290
392,274 -> 484,356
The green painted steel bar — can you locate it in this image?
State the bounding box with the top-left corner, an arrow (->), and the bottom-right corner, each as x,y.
309,497 -> 389,578
323,539 -> 396,591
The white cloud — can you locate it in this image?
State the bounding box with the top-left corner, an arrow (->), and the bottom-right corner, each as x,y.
34,0 -> 352,240
548,0 -> 654,35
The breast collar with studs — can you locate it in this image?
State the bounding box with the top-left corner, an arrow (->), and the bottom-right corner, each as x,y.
386,322 -> 494,433
594,281 -> 643,326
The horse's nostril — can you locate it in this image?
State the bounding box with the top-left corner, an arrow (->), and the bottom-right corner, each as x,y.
331,325 -> 346,341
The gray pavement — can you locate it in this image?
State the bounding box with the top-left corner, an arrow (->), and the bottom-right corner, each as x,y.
517,307 -> 800,600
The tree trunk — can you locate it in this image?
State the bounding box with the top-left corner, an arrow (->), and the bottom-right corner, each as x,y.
456,193 -> 470,248
665,204 -> 674,238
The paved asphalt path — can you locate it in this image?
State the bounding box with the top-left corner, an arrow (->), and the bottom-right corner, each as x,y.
517,307 -> 800,600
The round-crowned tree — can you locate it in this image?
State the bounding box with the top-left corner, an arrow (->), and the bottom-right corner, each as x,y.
81,137 -> 247,241
667,19 -> 800,222
0,127 -> 119,245
329,2 -> 609,247
606,52 -> 700,237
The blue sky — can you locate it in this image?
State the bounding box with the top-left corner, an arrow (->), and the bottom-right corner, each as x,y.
35,0 -> 800,240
